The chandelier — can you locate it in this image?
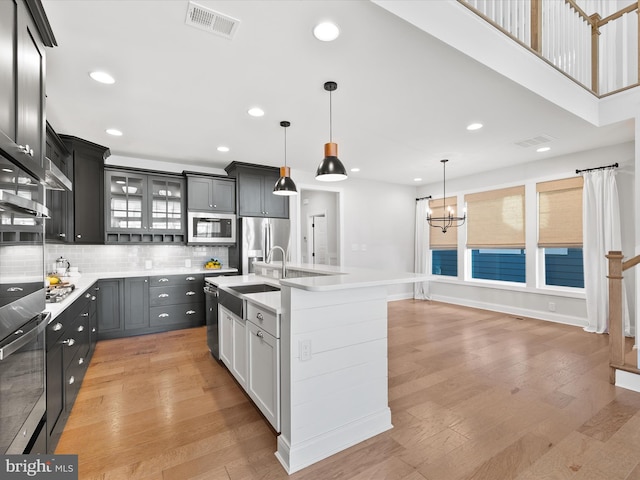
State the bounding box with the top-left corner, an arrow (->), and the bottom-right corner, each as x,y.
427,159 -> 466,233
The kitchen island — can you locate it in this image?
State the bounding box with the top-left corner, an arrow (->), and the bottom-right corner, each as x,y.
206,262 -> 427,474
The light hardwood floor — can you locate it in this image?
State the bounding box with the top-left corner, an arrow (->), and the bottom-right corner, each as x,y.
56,300 -> 640,480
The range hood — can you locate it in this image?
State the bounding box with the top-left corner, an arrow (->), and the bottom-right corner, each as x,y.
0,190 -> 50,218
43,157 -> 72,191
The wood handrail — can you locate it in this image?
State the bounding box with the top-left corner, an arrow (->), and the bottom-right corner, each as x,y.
565,0 -> 594,25
598,2 -> 638,29
623,254 -> 640,271
607,251 -> 625,384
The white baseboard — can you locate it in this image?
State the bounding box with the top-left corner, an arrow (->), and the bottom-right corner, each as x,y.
275,409 -> 393,475
430,294 -> 588,328
616,370 -> 640,393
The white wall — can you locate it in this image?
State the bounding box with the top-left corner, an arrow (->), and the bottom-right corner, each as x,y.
290,169 -> 418,300
298,189 -> 339,264
417,142 -> 635,326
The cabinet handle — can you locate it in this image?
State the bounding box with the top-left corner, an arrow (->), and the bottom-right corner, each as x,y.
78,357 -> 84,365
158,293 -> 169,298
81,313 -> 89,317
91,296 -> 96,301
76,234 -> 82,239
159,278 -> 169,282
52,322 -> 63,331
158,313 -> 169,318
68,376 -> 75,385
92,328 -> 96,333
186,276 -> 196,281
77,326 -> 84,332
7,287 -> 23,292
186,310 -> 196,315
256,312 -> 264,321
85,293 -> 91,298
94,287 -> 100,291
186,291 -> 195,296
256,330 -> 264,338
58,233 -> 66,238
62,338 -> 75,346
18,144 -> 33,156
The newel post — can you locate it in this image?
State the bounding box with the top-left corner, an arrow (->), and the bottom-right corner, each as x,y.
607,250 -> 624,384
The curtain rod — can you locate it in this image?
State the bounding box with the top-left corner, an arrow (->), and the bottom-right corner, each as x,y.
416,195 -> 432,202
576,162 -> 618,174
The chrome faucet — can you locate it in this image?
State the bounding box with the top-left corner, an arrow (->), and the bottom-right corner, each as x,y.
266,245 -> 287,278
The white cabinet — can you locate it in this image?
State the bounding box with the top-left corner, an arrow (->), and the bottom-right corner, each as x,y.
219,304 -> 248,389
247,320 -> 280,431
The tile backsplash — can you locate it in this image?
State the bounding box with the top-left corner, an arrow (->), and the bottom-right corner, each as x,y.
46,244 -> 229,274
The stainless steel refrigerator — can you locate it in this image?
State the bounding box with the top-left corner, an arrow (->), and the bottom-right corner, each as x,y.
229,217 -> 291,274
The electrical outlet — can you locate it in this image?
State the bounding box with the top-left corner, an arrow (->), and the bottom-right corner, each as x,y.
299,339 -> 312,361
548,302 -> 556,312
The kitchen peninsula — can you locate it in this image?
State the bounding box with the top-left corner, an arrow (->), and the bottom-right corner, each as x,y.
206,262 -> 427,474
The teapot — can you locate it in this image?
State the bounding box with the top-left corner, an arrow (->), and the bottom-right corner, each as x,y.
55,256 -> 70,272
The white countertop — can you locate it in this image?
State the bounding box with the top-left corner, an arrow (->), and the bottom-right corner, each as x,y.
205,274 -> 281,314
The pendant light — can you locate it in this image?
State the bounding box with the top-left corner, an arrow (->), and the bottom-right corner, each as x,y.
273,121 -> 298,196
426,159 -> 466,233
316,81 -> 347,181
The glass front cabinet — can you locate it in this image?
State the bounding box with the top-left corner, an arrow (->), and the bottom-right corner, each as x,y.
105,169 -> 185,243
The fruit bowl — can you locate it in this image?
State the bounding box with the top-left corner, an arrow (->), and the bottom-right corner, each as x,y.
204,264 -> 222,269
204,258 -> 222,269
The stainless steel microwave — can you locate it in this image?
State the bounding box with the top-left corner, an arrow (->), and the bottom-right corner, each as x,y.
187,212 -> 236,245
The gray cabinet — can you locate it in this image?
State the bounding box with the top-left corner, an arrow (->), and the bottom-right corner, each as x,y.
186,174 -> 235,213
225,162 -> 288,218
0,0 -> 54,181
149,274 -> 204,329
97,278 -> 124,339
45,122 -> 71,242
124,277 -> 150,330
105,168 -> 185,244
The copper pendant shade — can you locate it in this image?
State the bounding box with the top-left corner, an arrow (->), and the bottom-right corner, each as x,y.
316,81 -> 347,182
273,121 -> 298,196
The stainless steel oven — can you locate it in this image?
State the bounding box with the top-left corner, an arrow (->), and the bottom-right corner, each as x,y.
0,153 -> 49,454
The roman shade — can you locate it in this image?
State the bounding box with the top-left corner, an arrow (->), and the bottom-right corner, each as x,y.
537,176 -> 583,247
429,196 -> 458,249
465,186 -> 525,248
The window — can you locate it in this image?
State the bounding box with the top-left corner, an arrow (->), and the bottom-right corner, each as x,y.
465,186 -> 526,282
429,196 -> 457,277
537,177 -> 584,288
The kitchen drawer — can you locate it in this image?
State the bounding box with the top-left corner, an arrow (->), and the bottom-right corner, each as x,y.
246,301 -> 279,338
149,274 -> 204,287
150,302 -> 203,327
47,314 -> 71,350
149,285 -> 203,306
64,348 -> 88,412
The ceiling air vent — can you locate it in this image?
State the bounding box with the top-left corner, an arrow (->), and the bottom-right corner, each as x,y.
185,2 -> 239,39
514,133 -> 555,148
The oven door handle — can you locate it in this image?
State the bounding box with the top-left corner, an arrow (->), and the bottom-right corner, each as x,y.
0,312 -> 49,361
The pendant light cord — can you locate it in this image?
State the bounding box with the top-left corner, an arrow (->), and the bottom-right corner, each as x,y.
329,89 -> 333,143
284,126 -> 287,167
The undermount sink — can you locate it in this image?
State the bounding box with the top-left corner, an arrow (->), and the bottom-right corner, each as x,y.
228,284 -> 280,295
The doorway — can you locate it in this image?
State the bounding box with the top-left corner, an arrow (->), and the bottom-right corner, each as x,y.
295,187 -> 342,266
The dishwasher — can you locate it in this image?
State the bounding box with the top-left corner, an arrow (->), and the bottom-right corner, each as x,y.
204,282 -> 221,360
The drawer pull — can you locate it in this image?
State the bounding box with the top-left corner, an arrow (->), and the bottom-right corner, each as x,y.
158,313 -> 169,318
81,313 -> 89,317
186,291 -> 196,296
256,330 -> 264,338
186,310 -> 196,315
68,376 -> 75,385
77,326 -> 84,332
158,278 -> 169,282
158,293 -> 169,298
85,293 -> 91,298
7,287 -> 23,292
78,357 -> 84,365
256,313 -> 264,321
62,338 -> 75,346
94,287 -> 100,291
92,328 -> 96,333
52,322 -> 63,332
91,296 -> 96,300
186,276 -> 196,281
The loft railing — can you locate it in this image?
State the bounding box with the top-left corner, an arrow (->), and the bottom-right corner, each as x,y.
458,0 -> 639,96
607,251 -> 639,385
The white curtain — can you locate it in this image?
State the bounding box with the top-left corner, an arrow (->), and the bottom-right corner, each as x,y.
414,199 -> 430,300
582,169 -> 630,334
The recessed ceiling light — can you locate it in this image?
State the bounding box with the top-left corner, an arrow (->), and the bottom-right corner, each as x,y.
106,129 -> 123,136
89,71 -> 115,84
350,167 -> 360,172
248,107 -> 265,117
536,146 -> 551,152
217,146 -> 230,152
414,178 -> 422,182
466,123 -> 483,131
313,22 -> 340,42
